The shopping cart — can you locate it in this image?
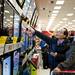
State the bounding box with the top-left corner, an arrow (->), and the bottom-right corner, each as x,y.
51,70 -> 75,75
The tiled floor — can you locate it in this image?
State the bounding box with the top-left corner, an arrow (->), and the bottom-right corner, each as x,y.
37,50 -> 50,75
37,68 -> 50,75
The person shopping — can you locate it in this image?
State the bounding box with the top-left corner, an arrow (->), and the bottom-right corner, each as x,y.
32,27 -> 70,71
51,39 -> 75,75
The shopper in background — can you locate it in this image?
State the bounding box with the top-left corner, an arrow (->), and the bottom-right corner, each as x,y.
52,40 -> 75,75
31,27 -> 70,71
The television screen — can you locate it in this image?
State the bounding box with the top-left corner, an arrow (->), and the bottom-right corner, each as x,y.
14,13 -> 20,37
3,1 -> 14,28
3,56 -> 11,75
13,51 -> 19,75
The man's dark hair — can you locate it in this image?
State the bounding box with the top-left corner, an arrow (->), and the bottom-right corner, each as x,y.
63,28 -> 68,37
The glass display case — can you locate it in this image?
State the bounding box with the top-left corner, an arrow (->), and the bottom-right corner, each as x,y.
3,56 -> 11,75
27,0 -> 36,21
23,0 -> 31,16
3,1 -> 14,28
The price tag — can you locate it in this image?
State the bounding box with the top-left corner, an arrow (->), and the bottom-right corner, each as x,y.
0,45 -> 4,55
5,44 -> 13,53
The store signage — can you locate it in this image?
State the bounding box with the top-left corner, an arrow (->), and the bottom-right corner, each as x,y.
16,0 -> 25,8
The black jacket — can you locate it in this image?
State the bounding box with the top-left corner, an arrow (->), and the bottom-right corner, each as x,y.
57,42 -> 75,70
35,30 -> 69,54
34,30 -> 70,69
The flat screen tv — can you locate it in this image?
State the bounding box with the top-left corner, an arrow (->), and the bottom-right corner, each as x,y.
3,56 -> 11,75
14,13 -> 20,38
13,51 -> 19,75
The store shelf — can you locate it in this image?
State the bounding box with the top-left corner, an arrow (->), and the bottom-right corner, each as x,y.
0,42 -> 22,56
22,49 -> 34,66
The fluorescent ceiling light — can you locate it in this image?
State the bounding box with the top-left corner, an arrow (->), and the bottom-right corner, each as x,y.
34,2 -> 35,6
72,20 -> 75,22
56,1 -> 64,5
62,18 -> 68,20
68,22 -> 72,25
0,4 -> 2,7
50,16 -> 56,19
27,0 -> 30,3
10,22 -> 12,23
30,6 -> 31,8
52,10 -> 59,13
73,7 -> 75,9
54,6 -> 61,9
10,16 -> 13,18
4,10 -> 10,13
58,24 -> 61,25
59,21 -> 63,23
4,22 -> 7,24
67,13 -> 74,16
7,19 -> 10,21
4,16 -> 6,19
52,14 -> 57,16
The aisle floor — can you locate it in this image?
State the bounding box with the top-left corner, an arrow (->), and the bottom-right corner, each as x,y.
37,68 -> 50,75
37,50 -> 50,75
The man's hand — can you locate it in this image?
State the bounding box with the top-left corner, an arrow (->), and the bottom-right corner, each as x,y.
54,67 -> 61,73
50,52 -> 57,57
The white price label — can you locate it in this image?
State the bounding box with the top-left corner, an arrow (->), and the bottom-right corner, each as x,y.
5,44 -> 13,53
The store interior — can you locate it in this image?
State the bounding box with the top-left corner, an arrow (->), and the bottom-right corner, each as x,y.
0,0 -> 75,75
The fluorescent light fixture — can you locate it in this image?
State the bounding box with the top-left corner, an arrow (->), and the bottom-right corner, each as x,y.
27,0 -> 30,3
52,14 -> 57,16
73,7 -> 75,9
4,22 -> 7,23
4,10 -> 10,13
54,6 -> 61,9
47,19 -> 54,29
0,4 -> 2,7
30,6 -> 31,8
10,22 -> 12,23
34,2 -> 35,6
67,13 -> 74,16
68,22 -> 72,25
7,19 -> 10,21
72,20 -> 75,22
50,16 -> 56,19
58,24 -> 61,25
56,1 -> 64,5
10,15 -> 13,18
62,18 -> 68,20
59,21 -> 63,23
52,10 -> 59,13
4,16 -> 6,19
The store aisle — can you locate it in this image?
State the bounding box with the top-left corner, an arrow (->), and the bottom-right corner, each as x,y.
37,68 -> 50,75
